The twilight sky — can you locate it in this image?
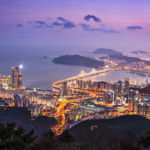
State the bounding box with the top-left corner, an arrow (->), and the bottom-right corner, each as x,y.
0,0 -> 150,51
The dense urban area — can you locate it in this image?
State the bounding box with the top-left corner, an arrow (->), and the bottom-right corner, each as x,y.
1,50 -> 150,138
1,0 -> 150,149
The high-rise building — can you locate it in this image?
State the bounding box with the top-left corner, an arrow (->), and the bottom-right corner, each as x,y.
0,74 -> 11,89
124,78 -> 130,101
61,82 -> 67,96
12,65 -> 23,89
118,80 -> 122,97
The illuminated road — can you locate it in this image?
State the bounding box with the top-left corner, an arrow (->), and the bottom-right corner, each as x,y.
52,69 -> 115,135
55,96 -> 93,135
52,68 -> 115,91
53,68 -> 135,135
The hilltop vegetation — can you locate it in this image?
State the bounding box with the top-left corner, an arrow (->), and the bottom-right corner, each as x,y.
53,55 -> 105,68
30,115 -> 150,150
0,107 -> 57,135
1,115 -> 150,150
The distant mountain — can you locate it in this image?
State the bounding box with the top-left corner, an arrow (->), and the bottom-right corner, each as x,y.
109,53 -> 142,63
131,50 -> 150,54
53,55 -> 105,68
93,48 -> 121,55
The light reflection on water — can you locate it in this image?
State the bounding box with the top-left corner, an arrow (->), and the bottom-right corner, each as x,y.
90,71 -> 148,83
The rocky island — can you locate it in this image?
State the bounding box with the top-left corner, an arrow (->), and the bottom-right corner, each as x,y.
53,55 -> 105,68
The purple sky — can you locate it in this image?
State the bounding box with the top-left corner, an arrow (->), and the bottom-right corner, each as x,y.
0,0 -> 150,51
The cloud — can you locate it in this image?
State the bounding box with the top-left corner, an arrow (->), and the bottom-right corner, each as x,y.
80,24 -> 119,33
25,16 -> 117,32
27,17 -> 75,30
16,24 -> 23,27
27,21 -> 32,24
63,21 -> 76,29
20,31 -> 28,34
33,21 -> 49,28
57,17 -> 66,22
27,20 -> 51,28
52,17 -> 76,29
127,26 -> 143,30
84,15 -> 101,22
52,22 -> 62,26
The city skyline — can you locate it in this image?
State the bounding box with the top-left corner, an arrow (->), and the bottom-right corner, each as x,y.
0,0 -> 150,50
1,1 -> 150,150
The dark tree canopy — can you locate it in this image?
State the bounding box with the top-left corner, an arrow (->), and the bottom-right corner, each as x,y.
0,123 -> 36,150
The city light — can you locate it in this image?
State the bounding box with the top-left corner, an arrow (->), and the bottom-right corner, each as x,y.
19,64 -> 23,69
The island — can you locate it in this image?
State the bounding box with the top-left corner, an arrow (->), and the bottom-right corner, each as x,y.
52,55 -> 105,68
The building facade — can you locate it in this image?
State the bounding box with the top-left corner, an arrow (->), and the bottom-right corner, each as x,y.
12,66 -> 23,90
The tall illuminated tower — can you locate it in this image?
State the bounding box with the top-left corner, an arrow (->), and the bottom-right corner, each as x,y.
18,65 -> 23,88
61,82 -> 67,96
12,67 -> 18,88
12,65 -> 23,89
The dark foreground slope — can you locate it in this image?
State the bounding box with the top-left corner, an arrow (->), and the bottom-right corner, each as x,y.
31,115 -> 150,150
0,107 -> 57,135
70,115 -> 150,137
53,55 -> 105,68
1,114 -> 149,150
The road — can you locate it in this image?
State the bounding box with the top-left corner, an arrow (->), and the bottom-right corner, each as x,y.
52,69 -> 116,135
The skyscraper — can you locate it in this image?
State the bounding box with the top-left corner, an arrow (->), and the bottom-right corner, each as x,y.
124,78 -> 130,102
12,65 -> 23,89
118,80 -> 122,98
61,82 -> 67,96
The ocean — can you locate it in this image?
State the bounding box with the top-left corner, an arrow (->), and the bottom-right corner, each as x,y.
0,46 -> 93,90
0,46 -> 148,90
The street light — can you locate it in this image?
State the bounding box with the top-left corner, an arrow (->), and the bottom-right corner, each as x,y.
19,64 -> 23,69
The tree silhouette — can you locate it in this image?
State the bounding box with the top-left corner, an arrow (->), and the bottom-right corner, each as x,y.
58,130 -> 74,143
0,123 -> 36,150
139,131 -> 150,148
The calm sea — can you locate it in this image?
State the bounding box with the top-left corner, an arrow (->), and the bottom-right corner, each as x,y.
0,46 -> 148,90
